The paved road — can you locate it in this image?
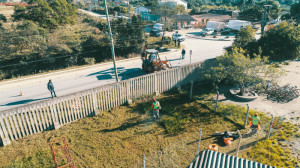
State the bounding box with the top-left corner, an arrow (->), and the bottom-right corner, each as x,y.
0,32 -> 233,111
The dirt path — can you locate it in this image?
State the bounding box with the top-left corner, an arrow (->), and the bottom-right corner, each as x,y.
218,61 -> 300,124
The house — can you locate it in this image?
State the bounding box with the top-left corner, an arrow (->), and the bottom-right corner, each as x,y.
158,0 -> 188,10
135,6 -> 150,15
173,15 -> 197,29
189,149 -> 275,168
192,14 -> 231,28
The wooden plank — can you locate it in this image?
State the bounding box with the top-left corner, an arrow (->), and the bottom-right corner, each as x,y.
99,89 -> 104,112
19,108 -> 29,136
8,111 -> 18,139
38,105 -> 47,131
24,107 -> 33,135
0,114 -> 6,141
83,93 -> 89,116
28,108 -> 37,134
64,98 -> 74,122
12,110 -> 21,139
57,100 -> 65,125
35,105 -> 43,132
45,103 -> 53,128
87,92 -> 93,116
62,99 -> 70,124
15,108 -> 26,137
32,106 -> 41,133
3,112 -> 15,140
0,113 -> 10,140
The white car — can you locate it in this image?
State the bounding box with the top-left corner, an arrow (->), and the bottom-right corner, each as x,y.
172,33 -> 185,41
200,28 -> 214,36
153,23 -> 164,32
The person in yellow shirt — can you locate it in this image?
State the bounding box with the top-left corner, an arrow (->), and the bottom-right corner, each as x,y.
151,97 -> 161,121
249,113 -> 261,135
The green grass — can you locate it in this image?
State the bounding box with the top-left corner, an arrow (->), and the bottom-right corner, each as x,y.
0,84 -> 297,167
243,121 -> 299,167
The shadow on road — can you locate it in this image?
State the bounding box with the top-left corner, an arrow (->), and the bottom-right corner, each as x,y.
86,67 -> 145,81
0,97 -> 50,106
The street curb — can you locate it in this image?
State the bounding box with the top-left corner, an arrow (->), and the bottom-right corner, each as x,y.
0,49 -> 179,90
185,34 -> 234,41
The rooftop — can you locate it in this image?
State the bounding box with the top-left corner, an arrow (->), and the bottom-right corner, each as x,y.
189,150 -> 275,168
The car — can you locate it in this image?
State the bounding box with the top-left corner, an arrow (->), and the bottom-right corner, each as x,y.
200,28 -> 214,36
172,33 -> 185,41
153,23 -> 164,32
150,30 -> 162,37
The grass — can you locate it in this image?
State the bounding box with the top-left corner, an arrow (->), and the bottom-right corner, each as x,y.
243,122 -> 299,167
0,83 -> 297,167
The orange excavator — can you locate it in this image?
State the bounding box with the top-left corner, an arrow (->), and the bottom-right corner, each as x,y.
141,49 -> 172,73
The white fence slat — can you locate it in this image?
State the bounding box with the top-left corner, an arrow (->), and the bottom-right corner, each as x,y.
0,113 -> 9,139
12,111 -> 21,139
35,106 -> 43,132
16,109 -> 25,137
28,108 -> 37,134
3,113 -> 14,140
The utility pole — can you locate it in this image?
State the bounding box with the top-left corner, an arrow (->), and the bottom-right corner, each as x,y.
261,4 -> 272,34
104,0 -> 119,82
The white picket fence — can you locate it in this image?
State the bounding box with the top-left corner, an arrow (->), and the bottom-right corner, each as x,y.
0,62 -> 202,146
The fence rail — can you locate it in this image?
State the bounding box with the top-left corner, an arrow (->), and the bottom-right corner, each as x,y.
0,62 -> 202,146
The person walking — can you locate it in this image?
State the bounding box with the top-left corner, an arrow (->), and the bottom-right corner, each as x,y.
151,97 -> 161,121
249,113 -> 261,135
47,80 -> 57,98
181,48 -> 186,59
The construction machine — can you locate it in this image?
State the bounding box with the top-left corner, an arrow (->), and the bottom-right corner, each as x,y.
141,49 -> 172,73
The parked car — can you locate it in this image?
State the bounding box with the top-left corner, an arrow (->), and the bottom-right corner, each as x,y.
200,28 -> 214,36
150,30 -> 162,37
172,33 -> 185,41
153,23 -> 164,31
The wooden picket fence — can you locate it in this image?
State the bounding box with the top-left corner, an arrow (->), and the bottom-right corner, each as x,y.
0,62 -> 202,146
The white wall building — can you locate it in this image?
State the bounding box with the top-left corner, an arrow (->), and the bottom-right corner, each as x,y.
158,0 -> 188,10
135,6 -> 150,15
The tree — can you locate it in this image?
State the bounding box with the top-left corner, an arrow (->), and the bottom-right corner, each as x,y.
239,0 -> 281,22
12,0 -> 77,29
209,48 -> 281,95
233,25 -> 255,48
0,14 -> 7,29
290,2 -> 300,22
257,22 -> 300,61
173,5 -> 188,15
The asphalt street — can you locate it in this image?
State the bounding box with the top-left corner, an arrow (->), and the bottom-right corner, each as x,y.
0,33 -> 233,111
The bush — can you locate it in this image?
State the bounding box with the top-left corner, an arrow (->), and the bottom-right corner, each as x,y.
84,57 -> 96,65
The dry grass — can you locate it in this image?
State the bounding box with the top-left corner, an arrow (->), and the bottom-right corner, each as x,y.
0,85 -> 293,167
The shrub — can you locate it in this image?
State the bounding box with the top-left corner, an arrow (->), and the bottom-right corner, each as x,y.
84,57 -> 96,65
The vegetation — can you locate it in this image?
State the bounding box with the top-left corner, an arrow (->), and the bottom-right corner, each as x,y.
243,22 -> 300,61
244,122 -> 299,167
239,0 -> 281,22
12,0 -> 77,29
290,2 -> 300,22
232,25 -> 255,48
0,6 -> 145,80
190,4 -> 238,15
0,84 -> 284,167
206,48 -> 282,95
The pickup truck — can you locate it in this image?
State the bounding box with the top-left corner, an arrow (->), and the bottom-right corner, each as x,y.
172,33 -> 185,41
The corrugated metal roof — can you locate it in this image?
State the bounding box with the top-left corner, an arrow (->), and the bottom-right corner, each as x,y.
189,150 -> 276,168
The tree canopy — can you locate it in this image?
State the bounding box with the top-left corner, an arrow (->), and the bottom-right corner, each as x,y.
233,25 -> 255,48
258,22 -> 300,61
12,0 -> 77,29
291,2 -> 300,22
239,0 -> 281,21
207,48 -> 282,95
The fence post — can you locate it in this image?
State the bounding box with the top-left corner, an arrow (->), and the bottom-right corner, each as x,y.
177,68 -> 182,91
50,101 -> 60,130
190,81 -> 194,99
154,72 -> 159,96
197,128 -> 202,155
214,90 -> 219,112
143,154 -> 146,168
244,104 -> 250,128
92,89 -> 99,115
236,130 -> 242,157
267,115 -> 274,139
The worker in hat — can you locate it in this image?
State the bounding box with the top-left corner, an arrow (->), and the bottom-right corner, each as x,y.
151,97 -> 161,121
249,113 -> 261,135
